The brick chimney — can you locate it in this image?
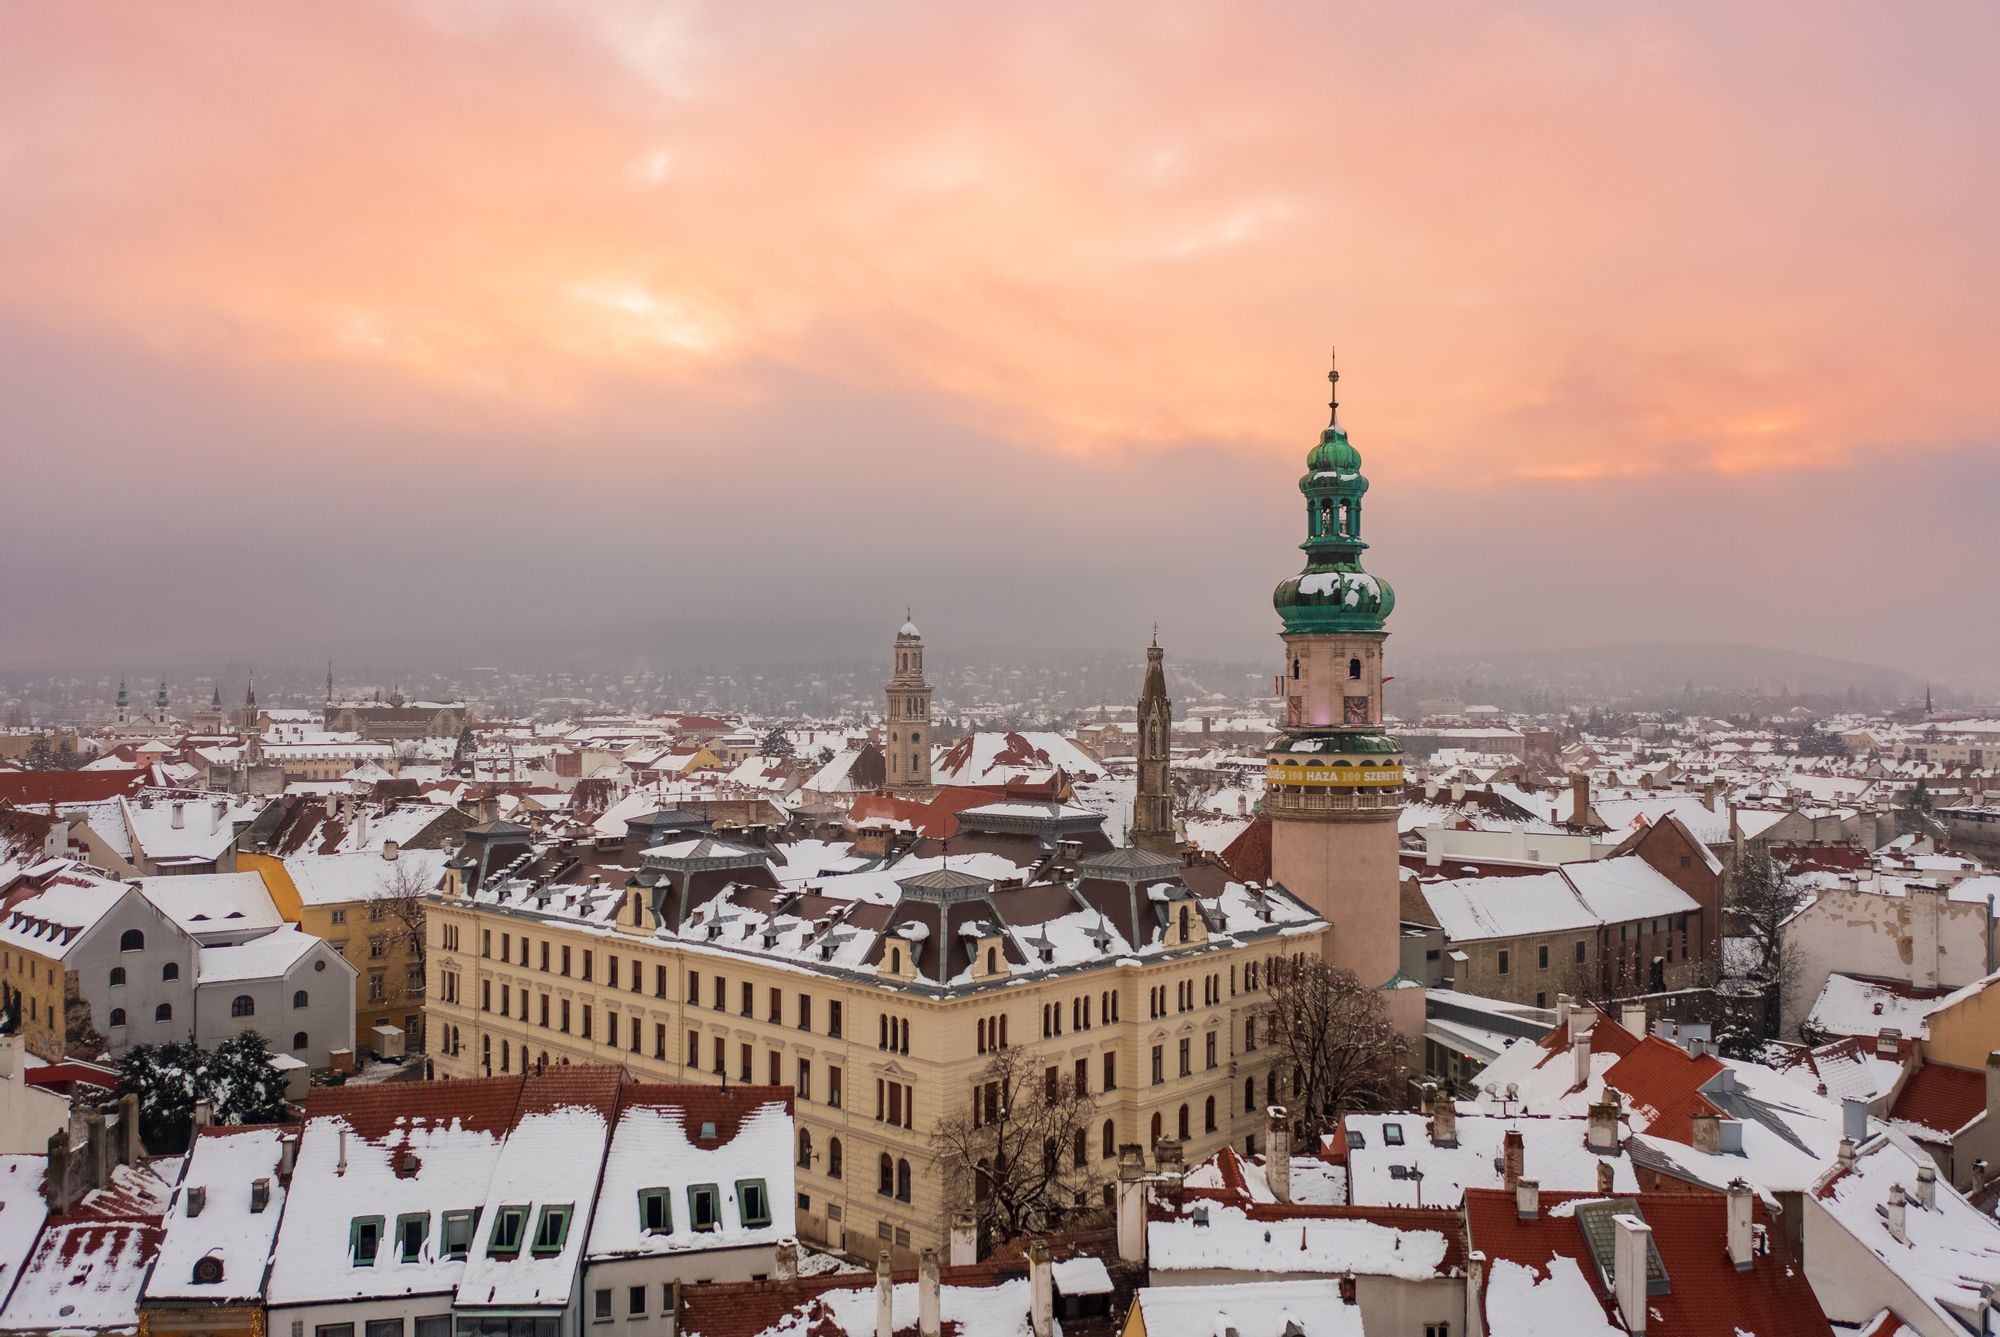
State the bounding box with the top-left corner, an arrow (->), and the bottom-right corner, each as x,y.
950,1212 -> 979,1267
1502,1128 -> 1525,1189
1916,1163 -> 1936,1210
1725,1179 -> 1753,1270
1597,1159 -> 1616,1194
1612,1215 -> 1651,1334
774,1238 -> 799,1284
1621,1002 -> 1647,1038
1691,1112 -> 1721,1156
1588,1096 -> 1621,1152
1266,1106 -> 1292,1203
1886,1183 -> 1907,1243
1116,1145 -> 1148,1263
1571,773 -> 1591,826
1571,1030 -> 1593,1089
1430,1086 -> 1457,1149
1875,1028 -> 1900,1057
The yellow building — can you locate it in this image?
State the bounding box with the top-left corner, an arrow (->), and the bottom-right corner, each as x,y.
1925,971 -> 2000,1070
245,846 -> 450,1058
423,810 -> 1325,1266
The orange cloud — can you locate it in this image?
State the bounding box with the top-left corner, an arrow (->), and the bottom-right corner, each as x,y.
1,2 -> 1995,483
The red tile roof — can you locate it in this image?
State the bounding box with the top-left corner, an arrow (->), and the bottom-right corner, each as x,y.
1218,813 -> 1272,883
1888,1061 -> 1986,1138
679,1264 -> 1018,1337
1602,1036 -> 1727,1143
0,770 -> 148,807
615,1083 -> 793,1145
1465,1188 -> 1832,1337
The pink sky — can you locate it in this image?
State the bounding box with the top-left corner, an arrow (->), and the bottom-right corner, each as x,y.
2,3 -> 1995,674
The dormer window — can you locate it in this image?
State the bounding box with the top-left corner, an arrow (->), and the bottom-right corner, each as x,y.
487,1205 -> 528,1256
350,1215 -> 385,1266
639,1188 -> 673,1234
737,1179 -> 772,1228
688,1184 -> 720,1233
442,1209 -> 476,1259
398,1212 -> 428,1262
529,1204 -> 572,1256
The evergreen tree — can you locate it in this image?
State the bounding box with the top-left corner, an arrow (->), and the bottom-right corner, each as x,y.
118,1040 -> 203,1153
453,726 -> 477,778
757,726 -> 796,760
207,1032 -> 290,1126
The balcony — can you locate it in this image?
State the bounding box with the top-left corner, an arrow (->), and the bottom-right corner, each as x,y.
1264,786 -> 1402,819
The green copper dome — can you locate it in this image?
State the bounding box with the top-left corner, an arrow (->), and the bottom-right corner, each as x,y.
1274,359 -> 1394,634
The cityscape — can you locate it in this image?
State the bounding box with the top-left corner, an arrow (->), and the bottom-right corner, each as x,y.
2,7 -> 1997,1337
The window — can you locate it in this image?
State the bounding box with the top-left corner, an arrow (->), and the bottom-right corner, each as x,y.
398,1213 -> 428,1262
1383,1122 -> 1405,1146
365,1322 -> 404,1337
1205,1096 -> 1217,1133
156,1003 -> 173,1021
350,1215 -> 385,1266
895,1160 -> 912,1204
120,929 -> 144,952
1152,1045 -> 1164,1085
828,1137 -> 844,1179
593,1289 -> 613,1323
294,989 -> 309,1008
798,993 -> 813,1031
561,946 -> 571,976
739,1179 -> 772,1226
109,967 -> 126,987
293,1031 -> 308,1051
1576,940 -> 1587,963
442,1210 -> 476,1259
109,1007 -> 127,1027
797,1058 -> 812,1101
878,1154 -> 894,1196
688,1184 -> 720,1232
1103,1119 -> 1117,1158
488,1205 -> 529,1255
1179,1038 -> 1191,1077
529,1204 -> 572,1255
828,1064 -> 842,1107
317,1326 -> 356,1337
1103,1052 -> 1117,1090
1538,945 -> 1549,970
231,994 -> 255,1017
828,1000 -> 843,1037
161,962 -> 179,981
769,986 -> 783,1022
741,981 -> 753,1016
1496,950 -> 1510,976
638,1188 -> 672,1234
629,1286 -> 647,1318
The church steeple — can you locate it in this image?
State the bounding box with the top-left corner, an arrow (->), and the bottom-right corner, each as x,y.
154,676 -> 170,714
884,613 -> 934,794
1131,632 -> 1176,856
115,674 -> 130,726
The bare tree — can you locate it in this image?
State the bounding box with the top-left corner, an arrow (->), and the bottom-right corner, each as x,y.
1264,958 -> 1405,1141
930,1045 -> 1101,1246
1720,848 -> 1810,1053
377,857 -> 437,1021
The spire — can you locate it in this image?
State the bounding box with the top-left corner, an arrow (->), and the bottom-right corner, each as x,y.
155,675 -> 169,711
244,672 -> 256,708
1275,351 -> 1394,635
1132,632 -> 1175,856
211,685 -> 221,707
115,675 -> 128,709
326,660 -> 334,703
1327,344 -> 1340,428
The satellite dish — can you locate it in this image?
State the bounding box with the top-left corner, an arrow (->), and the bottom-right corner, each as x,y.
1505,1082 -> 1519,1100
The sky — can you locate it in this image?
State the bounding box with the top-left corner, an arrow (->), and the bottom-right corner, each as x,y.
1,2 -> 1995,678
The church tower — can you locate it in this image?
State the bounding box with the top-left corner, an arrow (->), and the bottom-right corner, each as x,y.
884,613 -> 934,794
238,675 -> 260,735
1266,356 -> 1407,991
154,676 -> 170,720
1131,631 -> 1177,856
115,675 -> 129,727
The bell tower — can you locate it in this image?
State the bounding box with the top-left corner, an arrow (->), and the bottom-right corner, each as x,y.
1131,630 -> 1176,856
1266,354 -> 1408,994
884,613 -> 934,794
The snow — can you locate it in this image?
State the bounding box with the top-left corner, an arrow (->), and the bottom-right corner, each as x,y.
1147,1202 -> 1452,1280
1051,1256 -> 1113,1294
284,848 -> 450,907
1341,1113 -> 1639,1207
741,1277 -> 1038,1337
457,1104 -> 613,1307
140,873 -> 283,943
3,1219 -> 162,1334
1130,1278 -> 1364,1337
144,1127 -> 288,1302
1805,974 -> 1943,1041
196,925 -> 323,983
1483,1255 -> 1623,1337
0,1155 -> 49,1304
585,1096 -> 794,1259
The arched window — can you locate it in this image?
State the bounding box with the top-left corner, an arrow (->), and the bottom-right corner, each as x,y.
986,947 -> 997,974
292,990 -> 308,1009
119,929 -> 145,952
1291,657 -> 1301,680
1205,1096 -> 1217,1133
1103,1119 -> 1117,1158
155,1003 -> 173,1022
109,967 -> 126,987
109,1008 -> 127,1027
889,947 -> 901,973
896,1159 -> 912,1203
1178,905 -> 1191,938
230,995 -> 254,1017
878,1154 -> 894,1196
1348,657 -> 1361,680
1244,1076 -> 1255,1113
798,1128 -> 813,1169
161,962 -> 179,981
1072,1129 -> 1087,1170
1178,1104 -> 1190,1140
1266,1071 -> 1277,1105
828,1138 -> 843,1179
1338,499 -> 1351,536
292,1032 -> 308,1051
500,1040 -> 510,1072
1150,1112 -> 1162,1146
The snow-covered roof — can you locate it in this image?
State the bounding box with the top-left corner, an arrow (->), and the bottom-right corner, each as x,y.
1420,857 -> 1697,945
197,925 -> 331,984
283,848 -> 449,906
1147,1201 -> 1454,1280
1130,1278 -> 1364,1337
585,1087 -> 794,1260
144,1126 -> 289,1303
1805,974 -> 1948,1042
0,1155 -> 48,1309
139,873 -> 283,942
1338,1112 -> 1639,1208
2,1218 -> 161,1334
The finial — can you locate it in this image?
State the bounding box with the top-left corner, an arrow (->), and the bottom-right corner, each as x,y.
1327,344 -> 1340,428
1151,621 -> 1158,648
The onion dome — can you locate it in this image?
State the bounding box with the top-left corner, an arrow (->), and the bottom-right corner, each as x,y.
1273,353 -> 1396,634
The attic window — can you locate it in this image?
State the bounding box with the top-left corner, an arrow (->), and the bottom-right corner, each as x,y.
529,1204 -> 573,1256
442,1210 -> 476,1259
350,1215 -> 385,1267
689,1183 -> 721,1233
738,1179 -> 772,1228
638,1189 -> 673,1235
191,1255 -> 225,1286
1383,1123 -> 1405,1146
699,1121 -> 718,1141
398,1213 -> 428,1263
487,1205 -> 528,1256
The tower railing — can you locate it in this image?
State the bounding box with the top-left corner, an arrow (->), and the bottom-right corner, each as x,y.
1264,787 -> 1401,817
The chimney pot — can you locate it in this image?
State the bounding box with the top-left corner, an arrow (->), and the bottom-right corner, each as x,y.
1916,1164 -> 1936,1210
1725,1178 -> 1754,1270
918,1247 -> 942,1337
1027,1240 -> 1054,1337
1612,1215 -> 1651,1334
1515,1177 -> 1540,1220
1266,1106 -> 1292,1204
1502,1129 -> 1525,1189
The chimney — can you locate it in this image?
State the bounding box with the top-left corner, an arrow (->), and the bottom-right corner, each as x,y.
1450,781 -> 1466,802
1337,1273 -> 1357,1305
949,1212 -> 979,1267
171,800 -> 186,829
209,799 -> 223,835
118,1092 -> 141,1163
1570,773 -> 1590,826
0,1033 -> 17,1081
186,1185 -> 207,1217
1885,1183 -> 1907,1243
1691,1112 -> 1721,1156
1876,1027 -> 1900,1057
774,1238 -> 799,1284
1571,1030 -> 1593,1089
1266,1106 -> 1292,1204
1515,1177 -> 1539,1220
1837,1137 -> 1857,1172
1621,1003 -> 1647,1038
918,1247 -> 942,1337
1501,1128 -> 1525,1189
1916,1164 -> 1936,1210
1842,1097 -> 1869,1144
192,1098 -> 213,1131
1555,993 -> 1573,1032
1027,1240 -> 1054,1337
1116,1146 -> 1148,1263
1612,1214 -> 1651,1334
1597,1159 -> 1616,1194
251,1178 -> 271,1213
1430,1087 -> 1458,1149
873,1252 -> 895,1337
382,840 -> 400,862
1725,1179 -> 1753,1270
279,1135 -> 296,1179
337,1128 -> 349,1176
1588,1098 -> 1620,1152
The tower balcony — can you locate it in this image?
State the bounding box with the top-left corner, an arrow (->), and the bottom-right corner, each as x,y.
1263,785 -> 1402,820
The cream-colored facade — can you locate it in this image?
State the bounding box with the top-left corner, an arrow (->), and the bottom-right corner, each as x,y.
424,890 -> 1317,1266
